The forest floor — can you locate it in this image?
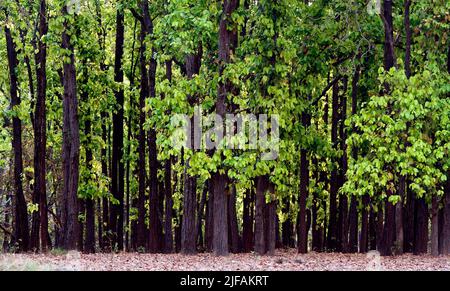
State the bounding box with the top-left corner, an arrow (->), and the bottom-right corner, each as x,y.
1,249 -> 449,271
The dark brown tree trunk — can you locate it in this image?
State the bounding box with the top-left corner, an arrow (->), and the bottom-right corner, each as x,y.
61,6 -> 81,251
382,0 -> 396,72
242,189 -> 254,252
163,61 -> 174,253
395,176 -> 405,255
110,4 -> 125,251
403,186 -> 415,253
30,0 -> 48,252
205,182 -> 214,252
181,52 -> 202,255
442,47 -> 450,255
228,185 -> 240,253
337,78 -> 349,253
376,205 -> 384,252
148,55 -> 159,254
212,0 -> 239,257
327,81 -> 339,251
82,66 -> 95,254
255,176 -> 269,255
413,197 -> 428,255
265,200 -> 276,256
360,196 -> 369,253
32,0 -> 49,252
282,196 -> 293,249
212,173 -> 228,256
443,172 -> 450,255
404,0 -> 412,79
5,22 -> 29,252
381,195 -> 395,256
348,55 -> 361,254
298,112 -> 310,254
197,181 -> 208,249
137,11 -> 149,250
369,207 -> 377,250
431,196 -> 439,256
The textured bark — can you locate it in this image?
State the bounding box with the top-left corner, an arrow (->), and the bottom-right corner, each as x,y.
228,186 -> 240,253
443,173 -> 450,255
381,196 -> 395,256
197,181 -> 208,249
61,7 -> 81,251
360,196 -> 369,253
337,78 -> 349,253
413,197 -> 428,255
5,23 -> 29,252
403,186 -> 415,253
441,47 -> 450,255
137,12 -> 149,250
205,182 -> 214,252
298,112 -> 310,254
395,177 -> 405,255
348,56 -> 361,254
242,189 -> 254,252
82,65 -> 95,254
255,176 -> 269,255
211,0 -> 239,257
163,61 -> 174,253
212,173 -> 228,256
431,196 -> 439,256
382,0 -> 396,72
327,82 -> 339,251
282,196 -> 294,249
31,0 -> 49,252
181,52 -> 202,255
110,4 -> 125,251
404,0 -> 412,78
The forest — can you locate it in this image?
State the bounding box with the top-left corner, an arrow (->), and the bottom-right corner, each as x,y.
0,0 -> 449,267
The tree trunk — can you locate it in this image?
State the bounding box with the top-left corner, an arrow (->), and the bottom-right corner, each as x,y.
394,176 -> 405,255
163,61 -> 174,253
255,176 -> 269,255
360,196 -> 369,253
242,189 -> 254,252
337,78 -> 349,253
349,55 -> 361,254
327,81 -> 339,251
110,4 -> 125,251
413,197 -> 428,255
228,185 -> 240,253
5,22 -> 29,252
298,112 -> 310,254
205,182 -> 214,252
82,66 -> 95,254
61,6 -> 81,251
403,186 -> 415,253
431,196 -> 439,256
137,12 -> 149,250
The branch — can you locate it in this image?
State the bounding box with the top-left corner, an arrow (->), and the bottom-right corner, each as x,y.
310,76 -> 341,107
129,8 -> 143,23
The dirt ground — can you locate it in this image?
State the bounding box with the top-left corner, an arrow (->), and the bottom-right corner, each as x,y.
1,249 -> 449,271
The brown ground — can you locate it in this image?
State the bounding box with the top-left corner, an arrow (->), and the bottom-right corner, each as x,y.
1,249 -> 449,271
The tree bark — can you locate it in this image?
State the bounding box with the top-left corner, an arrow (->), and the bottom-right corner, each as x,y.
5,22 -> 29,252
110,3 -> 125,251
61,6 -> 81,251
298,112 -> 310,254
327,81 -> 339,251
255,176 -> 269,255
31,0 -> 49,252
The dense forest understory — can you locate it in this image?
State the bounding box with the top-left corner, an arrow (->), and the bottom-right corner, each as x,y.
0,0 -> 450,263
